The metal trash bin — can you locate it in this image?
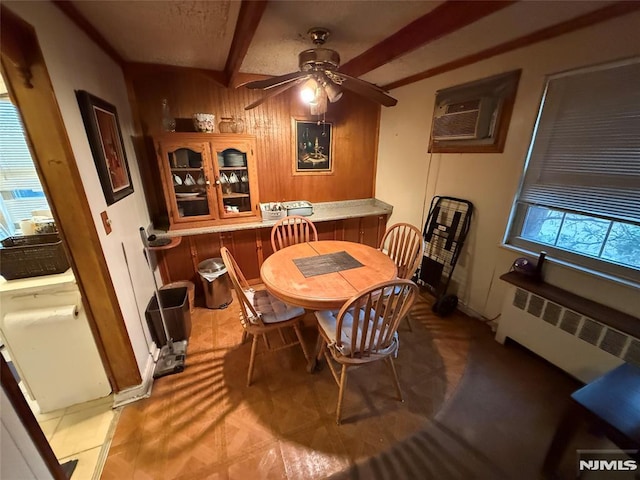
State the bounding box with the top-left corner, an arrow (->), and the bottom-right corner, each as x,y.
198,258 -> 232,309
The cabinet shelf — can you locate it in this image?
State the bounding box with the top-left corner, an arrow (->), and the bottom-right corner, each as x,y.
219,166 -> 247,171
223,193 -> 250,199
176,197 -> 206,202
171,167 -> 203,171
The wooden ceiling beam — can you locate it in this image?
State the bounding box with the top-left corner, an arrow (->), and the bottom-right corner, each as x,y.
383,1 -> 640,91
53,0 -> 124,66
339,0 -> 514,79
225,0 -> 268,88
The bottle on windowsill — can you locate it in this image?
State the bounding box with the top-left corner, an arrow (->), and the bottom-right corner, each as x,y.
534,251 -> 547,283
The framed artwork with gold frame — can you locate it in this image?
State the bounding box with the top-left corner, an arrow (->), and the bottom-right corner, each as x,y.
292,119 -> 333,175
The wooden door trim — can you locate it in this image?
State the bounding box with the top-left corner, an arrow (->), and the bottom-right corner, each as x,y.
0,5 -> 141,391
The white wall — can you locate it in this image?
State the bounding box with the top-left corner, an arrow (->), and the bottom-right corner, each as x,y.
4,2 -> 156,375
377,11 -> 640,319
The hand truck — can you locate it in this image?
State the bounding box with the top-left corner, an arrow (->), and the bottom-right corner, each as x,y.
417,196 -> 473,316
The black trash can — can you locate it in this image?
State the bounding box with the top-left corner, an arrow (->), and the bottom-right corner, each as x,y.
145,286 -> 191,346
198,258 -> 233,309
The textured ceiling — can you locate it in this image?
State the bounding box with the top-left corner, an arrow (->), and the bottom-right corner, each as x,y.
241,1 -> 441,76
72,0 -> 241,69
68,1 -> 624,88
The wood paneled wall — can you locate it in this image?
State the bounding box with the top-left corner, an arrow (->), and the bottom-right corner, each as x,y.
126,67 -> 381,224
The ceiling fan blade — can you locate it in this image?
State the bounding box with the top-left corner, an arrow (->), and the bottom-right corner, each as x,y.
244,77 -> 307,110
335,72 -> 398,107
241,71 -> 309,90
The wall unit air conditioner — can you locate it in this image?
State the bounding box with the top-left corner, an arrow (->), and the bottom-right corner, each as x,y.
432,97 -> 495,141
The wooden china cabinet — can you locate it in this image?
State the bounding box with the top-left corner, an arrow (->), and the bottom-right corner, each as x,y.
154,133 -> 260,229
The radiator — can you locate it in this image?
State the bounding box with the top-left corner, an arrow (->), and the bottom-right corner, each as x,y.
495,284 -> 639,383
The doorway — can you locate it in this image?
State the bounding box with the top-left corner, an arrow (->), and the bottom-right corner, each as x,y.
0,71 -> 116,479
1,6 -> 141,478
0,1 -> 141,395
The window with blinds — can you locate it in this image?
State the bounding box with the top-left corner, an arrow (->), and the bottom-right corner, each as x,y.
0,98 -> 51,236
505,58 -> 640,283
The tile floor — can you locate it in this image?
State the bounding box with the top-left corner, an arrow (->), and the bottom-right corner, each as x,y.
101,290 -> 469,479
91,286 -> 618,479
25,384 -> 116,479
1,343 -> 117,479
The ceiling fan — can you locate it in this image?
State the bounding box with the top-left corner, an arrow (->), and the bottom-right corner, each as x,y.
242,28 -> 398,113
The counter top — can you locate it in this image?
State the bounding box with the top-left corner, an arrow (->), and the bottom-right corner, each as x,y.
151,198 -> 393,237
0,269 -> 76,293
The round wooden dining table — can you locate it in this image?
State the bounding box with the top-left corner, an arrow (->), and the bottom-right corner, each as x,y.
260,240 -> 398,311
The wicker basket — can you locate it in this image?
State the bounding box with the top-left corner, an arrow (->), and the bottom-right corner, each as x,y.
0,234 -> 70,280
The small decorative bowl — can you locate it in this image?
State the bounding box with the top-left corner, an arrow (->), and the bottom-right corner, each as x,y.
193,113 -> 215,133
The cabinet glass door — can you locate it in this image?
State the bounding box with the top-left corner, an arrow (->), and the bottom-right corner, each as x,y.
165,146 -> 213,219
215,147 -> 254,218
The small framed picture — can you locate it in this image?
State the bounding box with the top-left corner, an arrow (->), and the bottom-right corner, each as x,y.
76,90 -> 134,205
292,119 -> 333,175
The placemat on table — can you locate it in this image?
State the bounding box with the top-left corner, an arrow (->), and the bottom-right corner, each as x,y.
293,251 -> 364,278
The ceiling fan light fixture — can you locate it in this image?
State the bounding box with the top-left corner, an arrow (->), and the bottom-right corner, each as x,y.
310,88 -> 328,115
324,81 -> 343,103
300,78 -> 319,104
299,48 -> 340,72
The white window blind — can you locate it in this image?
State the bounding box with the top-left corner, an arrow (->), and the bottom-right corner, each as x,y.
507,58 -> 640,281
519,59 -> 640,224
0,99 -> 50,233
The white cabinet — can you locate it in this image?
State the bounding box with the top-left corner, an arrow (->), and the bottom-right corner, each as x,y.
0,272 -> 111,413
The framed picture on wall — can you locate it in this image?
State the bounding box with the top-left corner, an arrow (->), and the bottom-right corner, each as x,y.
76,90 -> 134,205
292,119 -> 333,175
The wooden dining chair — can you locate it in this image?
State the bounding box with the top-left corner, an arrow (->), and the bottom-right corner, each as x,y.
379,223 -> 425,280
379,223 -> 424,331
314,279 -> 418,424
271,215 -> 318,251
220,247 -> 312,386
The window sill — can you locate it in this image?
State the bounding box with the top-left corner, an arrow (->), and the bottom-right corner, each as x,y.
499,242 -> 640,291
